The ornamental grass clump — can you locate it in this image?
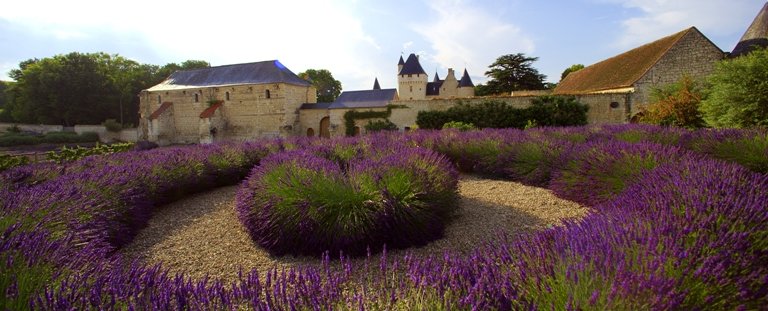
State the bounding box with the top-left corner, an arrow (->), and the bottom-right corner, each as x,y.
236,144 -> 458,257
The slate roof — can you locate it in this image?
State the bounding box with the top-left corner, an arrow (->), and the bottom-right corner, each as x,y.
399,53 -> 426,75
554,27 -> 699,94
426,81 -> 443,96
459,69 -> 474,87
149,102 -> 173,120
433,72 -> 441,82
199,102 -> 223,118
147,60 -> 310,91
373,78 -> 381,90
731,2 -> 768,58
300,88 -> 397,109
398,55 -> 405,66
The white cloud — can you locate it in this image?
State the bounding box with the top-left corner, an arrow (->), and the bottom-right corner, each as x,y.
414,0 -> 535,83
612,0 -> 760,48
0,0 -> 384,89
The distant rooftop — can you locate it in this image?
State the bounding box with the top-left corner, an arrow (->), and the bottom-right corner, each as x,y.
731,2 -> 768,58
301,88 -> 397,109
399,53 -> 426,75
147,60 -> 310,91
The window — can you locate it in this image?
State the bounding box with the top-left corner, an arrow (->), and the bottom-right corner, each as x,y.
225,92 -> 230,101
265,90 -> 271,99
194,94 -> 199,102
157,95 -> 161,103
409,86 -> 413,92
610,102 -> 620,109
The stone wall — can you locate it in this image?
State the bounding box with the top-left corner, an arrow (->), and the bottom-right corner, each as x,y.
631,28 -> 724,116
397,73 -> 428,100
140,83 -> 316,144
299,107 -> 390,138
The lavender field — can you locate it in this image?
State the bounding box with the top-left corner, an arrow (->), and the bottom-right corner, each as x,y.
1,124 -> 767,310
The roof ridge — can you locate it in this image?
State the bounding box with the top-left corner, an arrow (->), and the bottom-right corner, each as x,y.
631,27 -> 697,86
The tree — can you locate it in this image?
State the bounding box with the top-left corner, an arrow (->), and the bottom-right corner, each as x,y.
298,69 -> 342,103
639,76 -> 705,128
560,64 -> 585,81
483,53 -> 547,95
700,48 -> 768,128
154,60 -> 210,82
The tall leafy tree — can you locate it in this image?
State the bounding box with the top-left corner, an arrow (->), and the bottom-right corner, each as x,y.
298,69 -> 342,103
483,53 -> 546,95
560,64 -> 585,81
154,60 -> 210,82
700,48 -> 768,128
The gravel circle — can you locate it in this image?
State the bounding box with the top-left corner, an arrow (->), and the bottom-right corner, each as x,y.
119,175 -> 589,284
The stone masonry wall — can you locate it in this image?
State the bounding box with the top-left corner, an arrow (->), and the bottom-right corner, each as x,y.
140,83 -> 315,144
631,28 -> 724,116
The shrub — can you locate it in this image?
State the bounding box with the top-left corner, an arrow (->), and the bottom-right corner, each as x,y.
442,121 -> 475,131
236,145 -> 458,257
364,119 -> 398,132
700,47 -> 768,128
640,75 -> 706,128
684,129 -> 768,173
527,95 -> 589,127
102,119 -> 122,132
0,154 -> 29,172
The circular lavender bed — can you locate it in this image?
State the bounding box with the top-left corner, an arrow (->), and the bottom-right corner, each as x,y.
236,145 -> 459,257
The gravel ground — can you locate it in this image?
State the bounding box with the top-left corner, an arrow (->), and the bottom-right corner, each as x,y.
119,175 -> 589,284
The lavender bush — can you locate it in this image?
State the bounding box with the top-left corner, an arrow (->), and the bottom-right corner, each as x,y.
236,144 -> 458,257
1,124 -> 766,309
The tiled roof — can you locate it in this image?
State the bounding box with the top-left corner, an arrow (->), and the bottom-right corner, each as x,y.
554,27 -> 698,94
731,2 -> 768,57
149,102 -> 173,120
300,88 -> 397,109
147,60 -> 310,91
399,53 -> 426,75
199,102 -> 223,118
458,69 -> 474,87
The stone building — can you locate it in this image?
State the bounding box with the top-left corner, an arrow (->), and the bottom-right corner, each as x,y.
139,60 -> 316,145
553,27 -> 725,121
397,53 -> 475,100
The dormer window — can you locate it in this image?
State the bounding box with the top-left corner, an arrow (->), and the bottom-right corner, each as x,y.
266,90 -> 271,99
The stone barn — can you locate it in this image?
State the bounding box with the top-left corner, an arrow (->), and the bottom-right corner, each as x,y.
554,26 -> 725,122
139,60 -> 317,145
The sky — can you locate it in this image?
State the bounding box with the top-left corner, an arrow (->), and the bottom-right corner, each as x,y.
0,0 -> 765,91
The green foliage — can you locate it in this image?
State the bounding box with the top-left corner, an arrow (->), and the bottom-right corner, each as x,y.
640,76 -> 706,128
0,131 -> 99,147
102,119 -> 123,132
0,154 -> 30,172
702,134 -> 768,173
364,119 -> 398,132
560,64 -> 585,81
700,48 -> 768,128
483,53 -> 547,95
298,69 -> 342,103
46,142 -> 135,164
442,121 -> 476,131
416,97 -> 588,129
527,95 -> 589,127
4,53 -> 209,126
343,105 -> 406,136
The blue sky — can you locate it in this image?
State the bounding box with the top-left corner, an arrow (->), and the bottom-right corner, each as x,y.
0,0 -> 764,91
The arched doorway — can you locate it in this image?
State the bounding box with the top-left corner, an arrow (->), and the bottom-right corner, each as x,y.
307,128 -> 315,137
353,126 -> 361,136
319,117 -> 331,138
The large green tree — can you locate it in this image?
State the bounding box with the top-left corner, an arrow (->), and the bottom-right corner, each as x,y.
700,48 -> 768,128
4,53 -> 209,126
560,64 -> 585,81
483,53 -> 547,95
298,69 -> 342,103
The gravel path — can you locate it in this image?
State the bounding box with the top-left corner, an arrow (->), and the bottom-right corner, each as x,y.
120,175 -> 588,283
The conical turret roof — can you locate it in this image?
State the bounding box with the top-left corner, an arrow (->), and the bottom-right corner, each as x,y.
399,53 -> 426,75
373,78 -> 381,90
459,69 -> 474,87
731,2 -> 768,57
433,72 -> 441,82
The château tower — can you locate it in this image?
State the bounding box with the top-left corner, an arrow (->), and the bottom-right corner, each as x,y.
397,53 -> 428,100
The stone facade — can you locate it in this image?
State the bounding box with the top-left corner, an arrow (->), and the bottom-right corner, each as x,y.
630,28 -> 724,115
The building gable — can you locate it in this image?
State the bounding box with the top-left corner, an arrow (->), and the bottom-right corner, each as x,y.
554,27 -> 697,94
148,60 -> 310,91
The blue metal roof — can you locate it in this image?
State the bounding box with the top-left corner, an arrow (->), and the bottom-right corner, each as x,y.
148,60 -> 310,91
